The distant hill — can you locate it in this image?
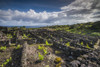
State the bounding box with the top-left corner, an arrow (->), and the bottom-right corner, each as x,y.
0,21 -> 100,36
44,21 -> 100,36
89,21 -> 100,32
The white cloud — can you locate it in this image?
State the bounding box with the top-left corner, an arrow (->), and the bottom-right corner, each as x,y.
60,0 -> 100,23
0,9 -> 68,26
61,0 -> 95,11
0,0 -> 100,26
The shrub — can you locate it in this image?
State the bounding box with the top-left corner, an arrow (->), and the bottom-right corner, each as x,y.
45,40 -> 52,46
22,34 -> 28,39
81,42 -> 84,45
38,52 -> 44,61
0,57 -> 12,67
91,32 -> 100,36
90,41 -> 92,44
7,34 -> 12,39
0,64 -> 3,67
38,45 -> 48,55
43,49 -> 48,55
65,42 -> 70,47
55,51 -> 61,54
38,45 -> 43,50
56,62 -> 62,67
45,65 -> 49,67
16,45 -> 21,49
86,44 -> 90,48
54,57 -> 62,63
78,31 -> 81,34
0,46 -> 6,51
60,38 -> 63,42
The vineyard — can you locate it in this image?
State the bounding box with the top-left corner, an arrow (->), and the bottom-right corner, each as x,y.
0,22 -> 100,67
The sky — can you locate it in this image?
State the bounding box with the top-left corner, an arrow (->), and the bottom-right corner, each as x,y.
0,0 -> 100,26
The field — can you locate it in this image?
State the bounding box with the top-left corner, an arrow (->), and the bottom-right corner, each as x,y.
0,21 -> 100,67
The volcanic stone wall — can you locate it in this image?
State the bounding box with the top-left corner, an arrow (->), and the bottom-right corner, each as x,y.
21,42 -> 28,67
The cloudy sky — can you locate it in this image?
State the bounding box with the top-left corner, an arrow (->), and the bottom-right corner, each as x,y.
0,0 -> 100,26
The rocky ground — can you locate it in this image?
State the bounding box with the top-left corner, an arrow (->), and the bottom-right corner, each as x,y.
0,27 -> 100,67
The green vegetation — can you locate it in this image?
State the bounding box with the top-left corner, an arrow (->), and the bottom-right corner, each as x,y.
7,34 -> 12,39
81,42 -> 84,45
0,57 -> 12,67
0,21 -> 100,66
20,26 -> 27,30
37,45 -> 48,61
38,45 -> 48,55
45,21 -> 100,36
22,34 -> 28,39
60,38 -> 63,42
55,50 -> 62,54
16,45 -> 21,49
65,42 -> 70,47
56,62 -> 62,67
54,57 -> 62,63
0,46 -> 6,51
54,57 -> 62,67
45,65 -> 49,67
38,52 -> 44,61
43,49 -> 48,55
90,32 -> 100,36
38,45 -> 43,50
86,44 -> 90,49
45,40 -> 52,46
13,31 -> 16,35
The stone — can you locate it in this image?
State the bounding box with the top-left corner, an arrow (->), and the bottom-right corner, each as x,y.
70,60 -> 80,67
80,64 -> 86,67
